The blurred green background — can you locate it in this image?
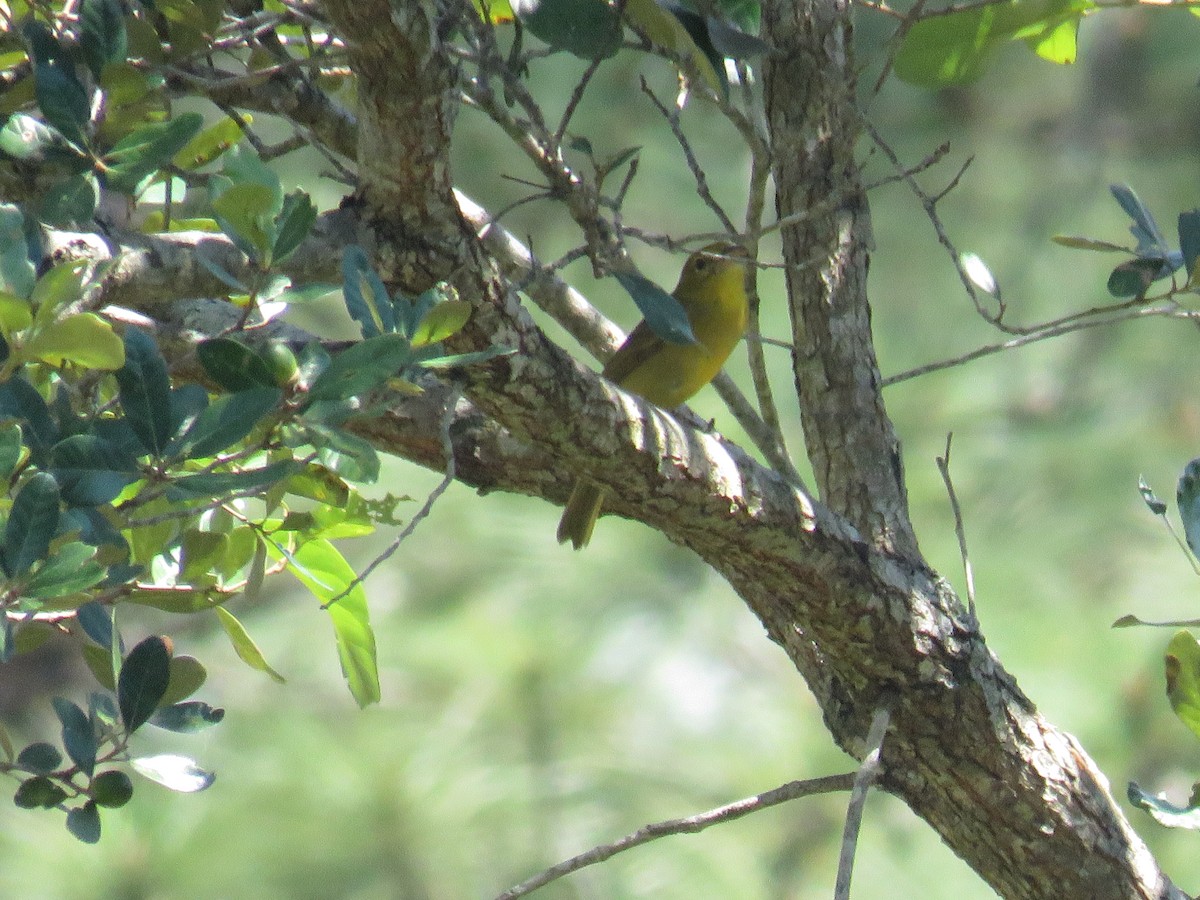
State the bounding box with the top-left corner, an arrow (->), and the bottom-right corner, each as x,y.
5,7 -> 1200,898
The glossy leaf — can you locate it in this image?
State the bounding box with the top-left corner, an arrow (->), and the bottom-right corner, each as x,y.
411,300 -> 472,347
287,539 -> 380,707
196,337 -> 279,391
49,434 -> 139,507
1111,183 -> 1169,257
172,115 -> 243,170
130,754 -> 215,792
341,246 -> 392,338
215,606 -> 285,683
169,386 -> 281,459
115,327 -> 173,456
117,635 -> 172,733
27,23 -> 90,147
0,113 -> 73,163
51,697 -> 96,777
5,473 -> 61,576
0,204 -> 36,300
168,459 -> 298,498
25,313 -> 125,370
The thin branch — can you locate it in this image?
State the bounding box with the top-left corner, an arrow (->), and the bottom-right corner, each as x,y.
494,772 -> 857,900
321,383 -> 464,609
936,433 -> 977,620
835,705 -> 893,900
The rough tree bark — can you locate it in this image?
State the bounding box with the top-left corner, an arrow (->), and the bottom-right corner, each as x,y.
51,0 -> 1184,896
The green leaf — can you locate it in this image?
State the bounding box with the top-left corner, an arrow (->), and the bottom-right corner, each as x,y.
1179,211 -> 1200,286
341,246 -> 392,338
17,741 -> 63,774
160,655 -> 207,706
91,770 -> 133,808
211,182 -> 277,261
169,386 -> 281,459
1050,235 -> 1130,253
272,190 -> 317,263
37,172 -> 100,228
0,113 -> 75,162
1177,458 -> 1200,557
514,0 -> 622,59
179,528 -> 227,584
103,113 -> 205,196
307,334 -> 415,402
26,24 -> 90,148
414,345 -> 515,370
66,800 -> 102,843
51,697 -> 96,777
196,338 -> 280,392
149,701 -> 225,733
25,313 -> 125,370
49,434 -> 140,507
24,542 -> 105,600
614,270 -> 697,345
115,327 -> 173,456
0,376 -> 56,458
411,300 -> 472,348
1166,631 -> 1200,741
0,204 -> 35,300
80,0 -> 129,80
1106,258 -> 1163,298
215,606 -> 285,683
1111,183 -> 1168,256
172,116 -> 243,170
30,259 -> 90,323
286,539 -> 380,707
76,601 -> 114,648
5,473 -> 61,576
14,775 -> 67,808
82,644 -> 116,690
130,754 -> 214,792
302,424 -> 380,484
117,635 -> 172,733
0,423 -> 23,480
167,459 -> 298,498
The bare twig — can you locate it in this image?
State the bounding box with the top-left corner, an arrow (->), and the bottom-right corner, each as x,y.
494,772 -> 857,900
936,433 -> 977,620
835,705 -> 893,900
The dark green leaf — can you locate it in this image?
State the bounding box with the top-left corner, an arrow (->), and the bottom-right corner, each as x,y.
1111,183 -> 1167,254
196,338 -> 279,391
51,697 -> 96,777
104,113 -> 205,195
308,334 -> 414,402
17,742 -> 63,774
66,800 -> 101,843
117,635 -> 171,733
80,0 -> 129,81
0,375 -> 56,460
1179,211 -> 1200,285
169,386 -> 281,459
115,327 -> 173,456
26,23 -> 90,148
614,271 -> 697,345
167,459 -> 299,498
76,601 -> 113,647
0,204 -> 36,300
272,190 -> 317,263
24,542 -> 106,600
5,473 -> 61,576
303,423 -> 381,483
170,383 -> 211,439
0,423 -> 22,480
91,770 -> 133,808
516,0 -> 622,59
1178,458 -> 1200,557
150,701 -> 225,733
14,775 -> 67,808
50,434 -> 139,506
341,246 -> 390,338
1106,258 -> 1163,298
704,14 -> 769,58
37,172 -> 100,228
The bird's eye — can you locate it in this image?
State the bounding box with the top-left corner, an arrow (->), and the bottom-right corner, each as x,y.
693,257 -> 710,272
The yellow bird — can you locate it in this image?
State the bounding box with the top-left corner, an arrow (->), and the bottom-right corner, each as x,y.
557,242 -> 751,549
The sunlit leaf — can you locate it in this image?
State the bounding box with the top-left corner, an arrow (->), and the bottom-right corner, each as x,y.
215,606 -> 285,683
130,754 -> 215,792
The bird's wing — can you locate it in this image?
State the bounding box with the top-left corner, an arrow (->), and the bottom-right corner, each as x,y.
601,320 -> 667,386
